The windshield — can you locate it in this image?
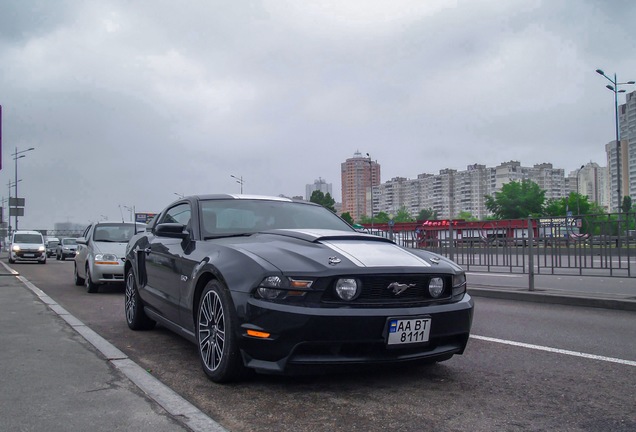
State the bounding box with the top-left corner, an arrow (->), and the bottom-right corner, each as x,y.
93,223 -> 144,242
62,238 -> 77,245
200,199 -> 354,238
14,234 -> 43,244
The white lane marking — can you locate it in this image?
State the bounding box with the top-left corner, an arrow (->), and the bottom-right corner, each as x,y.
471,335 -> 636,367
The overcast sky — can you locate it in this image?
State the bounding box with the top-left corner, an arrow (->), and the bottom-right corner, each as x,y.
1,0 -> 635,230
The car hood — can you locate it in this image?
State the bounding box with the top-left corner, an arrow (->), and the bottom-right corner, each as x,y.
222,229 -> 461,274
92,241 -> 128,258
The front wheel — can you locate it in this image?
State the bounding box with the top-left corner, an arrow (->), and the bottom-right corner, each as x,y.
125,268 -> 155,330
74,263 -> 85,286
85,265 -> 99,293
197,280 -> 246,383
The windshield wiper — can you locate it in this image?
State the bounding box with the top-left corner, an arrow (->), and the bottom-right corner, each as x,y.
203,233 -> 254,240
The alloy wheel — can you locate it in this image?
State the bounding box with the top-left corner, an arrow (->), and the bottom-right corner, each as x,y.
198,290 -> 226,372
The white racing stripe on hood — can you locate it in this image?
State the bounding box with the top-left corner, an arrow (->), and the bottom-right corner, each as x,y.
321,240 -> 431,267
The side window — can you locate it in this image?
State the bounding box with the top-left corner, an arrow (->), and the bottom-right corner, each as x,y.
82,224 -> 93,240
160,203 -> 191,227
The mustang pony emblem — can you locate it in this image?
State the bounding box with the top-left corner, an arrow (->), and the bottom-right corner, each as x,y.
387,282 -> 416,295
328,256 -> 341,265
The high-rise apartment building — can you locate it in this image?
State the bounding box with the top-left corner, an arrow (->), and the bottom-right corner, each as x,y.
305,178 -> 333,201
605,139 -> 629,212
620,90 -> 636,206
567,162 -> 609,212
374,161 -> 570,220
341,151 -> 381,221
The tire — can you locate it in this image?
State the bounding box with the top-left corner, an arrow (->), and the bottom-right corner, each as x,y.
85,265 -> 99,293
39,259 -> 46,265
125,268 -> 155,330
74,263 -> 85,286
197,280 -> 246,383
8,257 -> 15,264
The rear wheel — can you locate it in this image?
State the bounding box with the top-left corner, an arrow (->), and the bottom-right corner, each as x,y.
85,265 -> 99,293
74,263 -> 85,286
125,268 -> 155,330
197,280 -> 246,383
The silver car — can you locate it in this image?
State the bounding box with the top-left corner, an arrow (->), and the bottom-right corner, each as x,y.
74,221 -> 146,293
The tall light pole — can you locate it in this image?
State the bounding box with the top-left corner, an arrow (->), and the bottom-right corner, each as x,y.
366,153 -> 374,233
596,69 -> 635,212
230,175 -> 244,194
12,147 -> 35,231
7,179 -> 21,237
576,164 -> 585,215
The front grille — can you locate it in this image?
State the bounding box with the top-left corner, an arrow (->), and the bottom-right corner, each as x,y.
321,274 -> 452,306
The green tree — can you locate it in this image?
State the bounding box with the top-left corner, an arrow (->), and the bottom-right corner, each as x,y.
417,208 -> 438,221
622,196 -> 633,213
340,212 -> 354,225
456,211 -> 477,221
394,206 -> 414,222
309,190 -> 336,213
485,180 -> 545,219
543,193 -> 592,217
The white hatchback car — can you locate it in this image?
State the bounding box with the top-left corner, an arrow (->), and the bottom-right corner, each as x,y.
9,230 -> 46,264
74,221 -> 146,293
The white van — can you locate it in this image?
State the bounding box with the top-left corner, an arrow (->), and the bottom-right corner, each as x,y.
9,230 -> 47,264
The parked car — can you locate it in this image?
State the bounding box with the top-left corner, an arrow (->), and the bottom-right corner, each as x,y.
74,221 -> 147,293
56,238 -> 78,260
9,230 -> 47,264
124,195 -> 473,383
45,237 -> 60,257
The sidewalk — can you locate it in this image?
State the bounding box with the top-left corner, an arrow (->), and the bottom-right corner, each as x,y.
467,272 -> 636,311
0,266 -> 227,432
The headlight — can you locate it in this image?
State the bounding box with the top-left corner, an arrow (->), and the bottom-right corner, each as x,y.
38,246 -> 46,252
452,273 -> 467,298
335,278 -> 360,301
428,277 -> 445,298
256,276 -> 311,300
94,253 -> 119,264
12,245 -> 20,252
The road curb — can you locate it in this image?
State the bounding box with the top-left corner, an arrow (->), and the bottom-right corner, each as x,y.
468,287 -> 636,311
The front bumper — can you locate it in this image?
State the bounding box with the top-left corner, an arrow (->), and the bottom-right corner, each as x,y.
238,294 -> 474,374
91,262 -> 126,284
11,251 -> 46,262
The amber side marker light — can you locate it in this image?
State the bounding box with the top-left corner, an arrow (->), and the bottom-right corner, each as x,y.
246,330 -> 271,338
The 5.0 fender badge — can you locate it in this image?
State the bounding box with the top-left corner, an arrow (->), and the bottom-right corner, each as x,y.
328,256 -> 341,265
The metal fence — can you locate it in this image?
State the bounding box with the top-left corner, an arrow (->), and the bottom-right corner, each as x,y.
371,213 -> 635,279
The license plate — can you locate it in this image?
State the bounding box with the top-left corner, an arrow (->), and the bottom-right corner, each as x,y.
23,253 -> 34,257
387,317 -> 431,345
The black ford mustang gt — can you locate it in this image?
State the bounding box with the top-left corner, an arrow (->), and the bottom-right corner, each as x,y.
124,194 -> 473,382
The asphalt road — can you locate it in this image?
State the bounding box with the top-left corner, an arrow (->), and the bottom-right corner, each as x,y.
11,259 -> 636,432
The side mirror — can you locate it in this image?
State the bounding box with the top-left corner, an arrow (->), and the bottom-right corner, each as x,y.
76,238 -> 87,245
155,223 -> 189,239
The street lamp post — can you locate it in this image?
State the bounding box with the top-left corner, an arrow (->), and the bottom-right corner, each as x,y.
596,69 -> 635,212
366,153 -> 374,233
576,164 -> 585,215
7,179 -> 21,237
12,147 -> 35,231
230,175 -> 244,194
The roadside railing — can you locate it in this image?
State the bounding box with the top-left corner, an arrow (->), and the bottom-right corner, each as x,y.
371,213 -> 635,279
